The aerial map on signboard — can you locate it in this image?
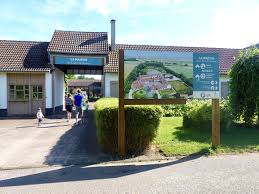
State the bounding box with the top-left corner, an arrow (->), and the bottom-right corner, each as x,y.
124,50 -> 193,99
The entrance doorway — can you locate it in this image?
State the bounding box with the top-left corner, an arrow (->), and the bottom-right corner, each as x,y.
7,73 -> 45,115
67,75 -> 102,102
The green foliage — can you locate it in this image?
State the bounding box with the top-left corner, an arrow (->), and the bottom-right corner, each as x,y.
64,74 -> 76,92
132,89 -> 147,99
229,47 -> 259,125
170,80 -> 192,95
183,100 -> 233,130
94,98 -> 163,154
161,104 -> 189,117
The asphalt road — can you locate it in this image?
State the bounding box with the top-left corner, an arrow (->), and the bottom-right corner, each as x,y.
1,153 -> 259,194
0,107 -> 111,169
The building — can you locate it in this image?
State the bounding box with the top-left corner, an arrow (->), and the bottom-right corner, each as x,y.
0,20 -> 240,116
67,79 -> 102,101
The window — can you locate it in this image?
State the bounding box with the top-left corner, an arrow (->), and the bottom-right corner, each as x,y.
32,85 -> 43,100
9,85 -> 29,100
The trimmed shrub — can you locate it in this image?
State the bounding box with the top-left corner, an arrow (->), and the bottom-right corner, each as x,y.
95,98 -> 163,154
183,100 -> 233,130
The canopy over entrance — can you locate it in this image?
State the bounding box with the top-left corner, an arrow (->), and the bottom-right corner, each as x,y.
47,30 -> 109,75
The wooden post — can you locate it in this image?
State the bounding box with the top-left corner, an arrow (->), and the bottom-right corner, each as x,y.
212,98 -> 220,148
118,50 -> 126,156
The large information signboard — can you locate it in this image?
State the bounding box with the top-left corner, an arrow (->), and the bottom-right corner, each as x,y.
193,53 -> 219,99
118,50 -> 220,156
124,50 -> 220,100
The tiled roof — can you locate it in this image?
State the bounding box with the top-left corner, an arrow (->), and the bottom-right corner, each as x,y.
47,30 -> 109,54
0,40 -> 50,72
104,51 -> 118,73
105,44 -> 240,74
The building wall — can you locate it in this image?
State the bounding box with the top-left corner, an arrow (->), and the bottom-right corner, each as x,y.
0,73 -> 7,116
54,68 -> 65,111
220,74 -> 230,99
45,72 -> 52,109
104,72 -> 118,97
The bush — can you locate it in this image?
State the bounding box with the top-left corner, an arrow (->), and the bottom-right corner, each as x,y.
183,100 -> 233,130
161,104 -> 189,117
229,47 -> 259,125
94,98 -> 163,154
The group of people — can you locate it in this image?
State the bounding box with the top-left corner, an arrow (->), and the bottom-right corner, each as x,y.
36,90 -> 87,126
65,90 -> 87,124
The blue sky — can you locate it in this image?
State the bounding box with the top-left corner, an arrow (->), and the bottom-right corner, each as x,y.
1,0 -> 259,48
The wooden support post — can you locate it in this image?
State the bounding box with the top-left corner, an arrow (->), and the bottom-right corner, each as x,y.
118,50 -> 126,156
212,98 -> 220,148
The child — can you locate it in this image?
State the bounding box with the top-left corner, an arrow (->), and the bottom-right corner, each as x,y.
37,107 -> 44,126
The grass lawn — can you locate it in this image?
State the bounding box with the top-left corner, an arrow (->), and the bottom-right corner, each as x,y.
132,89 -> 148,99
159,88 -> 176,96
170,80 -> 192,94
164,63 -> 193,79
124,61 -> 140,77
153,117 -> 259,156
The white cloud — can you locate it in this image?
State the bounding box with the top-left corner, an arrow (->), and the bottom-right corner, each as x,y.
133,0 -> 184,7
84,0 -> 129,17
116,31 -> 172,45
129,8 -> 192,17
84,0 -> 185,17
173,0 -> 184,4
202,7 -> 259,48
41,0 -> 78,15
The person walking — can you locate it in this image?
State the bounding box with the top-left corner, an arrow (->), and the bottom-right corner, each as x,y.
65,93 -> 73,122
74,90 -> 84,124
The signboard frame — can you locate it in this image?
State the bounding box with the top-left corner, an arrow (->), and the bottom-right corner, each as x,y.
119,49 -> 186,155
118,49 -> 220,156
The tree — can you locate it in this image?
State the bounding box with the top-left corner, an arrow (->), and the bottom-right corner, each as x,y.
64,74 -> 76,93
229,47 -> 259,125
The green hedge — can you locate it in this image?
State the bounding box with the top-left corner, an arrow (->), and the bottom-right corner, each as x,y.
183,100 -> 233,130
94,98 -> 163,154
161,104 -> 189,117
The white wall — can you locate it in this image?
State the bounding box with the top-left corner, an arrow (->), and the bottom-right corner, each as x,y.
220,74 -> 230,82
220,74 -> 230,99
104,72 -> 118,97
45,72 -> 52,109
0,73 -> 7,109
54,68 -> 65,108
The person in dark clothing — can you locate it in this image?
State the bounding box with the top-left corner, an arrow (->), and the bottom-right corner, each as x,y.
65,93 -> 74,122
74,90 -> 84,124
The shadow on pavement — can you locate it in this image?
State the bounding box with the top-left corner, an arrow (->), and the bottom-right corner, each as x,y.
0,154 -> 202,187
44,108 -> 112,166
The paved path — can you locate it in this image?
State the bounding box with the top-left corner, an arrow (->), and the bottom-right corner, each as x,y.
0,105 -> 110,169
1,153 -> 259,193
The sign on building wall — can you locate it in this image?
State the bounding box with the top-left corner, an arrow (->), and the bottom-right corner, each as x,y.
54,56 -> 104,66
193,53 -> 219,99
124,50 -> 219,100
